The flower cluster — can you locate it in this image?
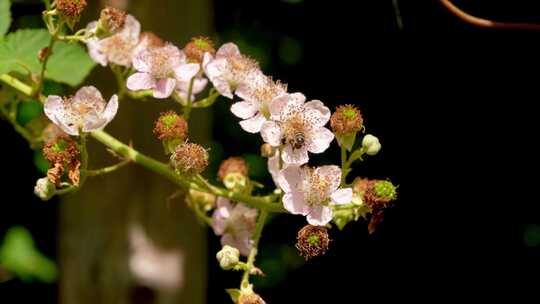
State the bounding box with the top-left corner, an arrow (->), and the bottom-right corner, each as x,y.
2,4 -> 398,302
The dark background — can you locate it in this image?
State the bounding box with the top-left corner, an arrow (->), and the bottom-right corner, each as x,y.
2,0 -> 539,302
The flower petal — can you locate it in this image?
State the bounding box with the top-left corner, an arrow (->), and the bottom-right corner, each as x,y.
174,63 -> 200,82
260,121 -> 282,146
315,165 -> 341,192
283,192 -> 309,216
330,188 -> 353,205
127,73 -> 156,91
44,95 -> 64,123
102,95 -> 119,124
277,165 -> 302,193
267,151 -> 281,187
86,38 -> 107,67
230,101 -> 258,119
307,205 -> 333,226
307,127 -> 334,154
269,92 -> 305,120
132,51 -> 152,73
282,145 -> 309,165
153,78 -> 176,99
211,197 -> 232,235
216,42 -> 240,58
239,113 -> 266,133
75,86 -> 104,102
304,100 -> 331,127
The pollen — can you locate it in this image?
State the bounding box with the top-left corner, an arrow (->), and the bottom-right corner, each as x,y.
99,6 -> 127,34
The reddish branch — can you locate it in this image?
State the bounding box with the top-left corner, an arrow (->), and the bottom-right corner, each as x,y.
439,0 -> 540,30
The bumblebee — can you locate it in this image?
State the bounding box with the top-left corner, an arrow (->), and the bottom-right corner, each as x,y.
289,132 -> 305,150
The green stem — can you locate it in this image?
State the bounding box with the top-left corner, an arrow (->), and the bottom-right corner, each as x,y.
90,130 -> 285,213
341,145 -> 348,186
111,65 -> 127,99
86,159 -> 130,177
0,104 -> 38,147
37,20 -> 63,96
0,74 -> 34,96
241,210 -> 268,289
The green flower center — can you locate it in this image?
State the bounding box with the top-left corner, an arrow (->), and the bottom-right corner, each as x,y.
374,180 -> 397,200
161,114 -> 179,129
307,234 -> 320,246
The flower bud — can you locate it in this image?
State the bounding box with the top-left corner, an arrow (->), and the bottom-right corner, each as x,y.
96,6 -> 127,37
260,143 -> 275,158
34,177 -> 56,201
216,245 -> 240,270
184,36 -> 216,63
170,143 -> 209,176
187,188 -> 216,212
56,0 -> 87,18
296,225 -> 330,260
218,157 -> 248,181
362,134 -> 381,155
153,111 -> 188,154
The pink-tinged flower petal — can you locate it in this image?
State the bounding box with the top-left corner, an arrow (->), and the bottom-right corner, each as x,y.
83,116 -> 107,133
230,101 -> 258,119
127,72 -> 156,91
44,95 -> 64,123
205,59 -> 233,98
174,63 -> 200,82
304,100 -> 331,127
55,116 -> 80,136
281,145 -> 309,165
315,165 -> 341,193
307,127 -> 334,154
277,165 -> 302,193
269,92 -> 305,120
216,42 -> 240,58
153,78 -> 176,99
124,15 -> 142,41
267,151 -> 281,187
283,192 -> 309,216
202,52 -> 213,67
102,95 -> 119,124
132,52 -> 152,73
211,197 -> 232,235
306,205 -> 333,226
239,113 -> 266,133
260,121 -> 282,146
191,78 -> 208,94
330,188 -> 353,205
221,233 -> 251,257
74,85 -> 103,102
86,39 -> 107,67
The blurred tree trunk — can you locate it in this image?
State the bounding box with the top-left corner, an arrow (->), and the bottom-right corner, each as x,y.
59,1 -> 213,303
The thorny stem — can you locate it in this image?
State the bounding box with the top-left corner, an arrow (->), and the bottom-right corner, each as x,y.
90,130 -> 285,213
439,0 -> 540,30
37,20 -> 64,96
86,159 -> 131,177
241,209 -> 268,290
0,74 -> 285,212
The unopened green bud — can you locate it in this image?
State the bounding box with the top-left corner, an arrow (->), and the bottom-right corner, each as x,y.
362,134 -> 381,156
216,245 -> 240,270
34,177 -> 56,201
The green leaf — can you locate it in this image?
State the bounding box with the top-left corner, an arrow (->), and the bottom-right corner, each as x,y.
17,99 -> 43,126
0,226 -> 58,283
0,29 -> 96,86
0,0 -> 11,37
48,40 -> 96,86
